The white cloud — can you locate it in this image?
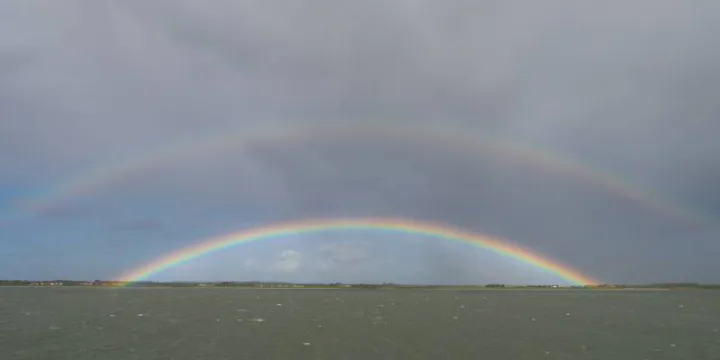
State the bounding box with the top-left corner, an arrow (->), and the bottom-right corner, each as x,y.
272,249 -> 302,273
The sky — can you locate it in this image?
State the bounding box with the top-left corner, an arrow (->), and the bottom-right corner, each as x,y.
1,1 -> 719,284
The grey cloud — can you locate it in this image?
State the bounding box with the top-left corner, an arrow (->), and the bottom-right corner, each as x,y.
4,1 -> 720,179
112,219 -> 162,232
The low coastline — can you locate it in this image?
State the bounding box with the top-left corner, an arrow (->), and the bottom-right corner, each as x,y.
1,280 -> 714,291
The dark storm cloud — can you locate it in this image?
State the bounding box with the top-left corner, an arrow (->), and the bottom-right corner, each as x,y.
2,1 -> 720,282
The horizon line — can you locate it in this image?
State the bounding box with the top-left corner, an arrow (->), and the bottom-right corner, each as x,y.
1,279 -> 715,286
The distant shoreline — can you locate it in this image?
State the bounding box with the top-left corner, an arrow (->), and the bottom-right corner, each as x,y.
2,280 -> 718,290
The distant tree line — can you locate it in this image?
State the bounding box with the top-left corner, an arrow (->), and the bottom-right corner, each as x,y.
0,280 -> 32,285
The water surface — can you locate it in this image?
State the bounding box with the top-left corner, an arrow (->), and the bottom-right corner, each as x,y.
1,287 -> 719,359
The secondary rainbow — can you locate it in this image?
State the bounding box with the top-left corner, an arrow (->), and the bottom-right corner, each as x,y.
10,121 -> 713,228
117,217 -> 601,286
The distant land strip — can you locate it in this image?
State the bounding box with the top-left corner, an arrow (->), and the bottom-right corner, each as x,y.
1,280 -> 718,290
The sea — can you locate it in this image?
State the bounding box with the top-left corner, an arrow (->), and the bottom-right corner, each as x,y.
1,287 -> 719,359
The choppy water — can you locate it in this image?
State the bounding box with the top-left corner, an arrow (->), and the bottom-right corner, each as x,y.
1,287 -> 719,359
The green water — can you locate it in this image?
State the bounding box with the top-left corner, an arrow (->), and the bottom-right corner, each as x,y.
1,287 -> 718,359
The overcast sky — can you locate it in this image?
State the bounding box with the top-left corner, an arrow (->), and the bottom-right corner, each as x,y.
1,1 -> 719,284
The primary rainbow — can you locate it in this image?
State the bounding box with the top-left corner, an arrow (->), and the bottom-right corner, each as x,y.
117,217 -> 601,286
